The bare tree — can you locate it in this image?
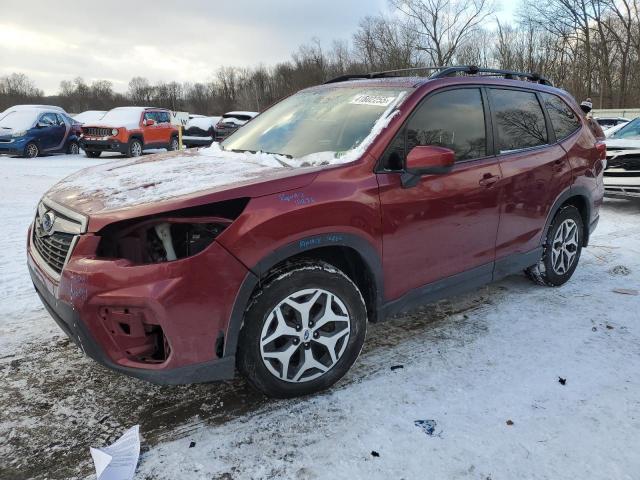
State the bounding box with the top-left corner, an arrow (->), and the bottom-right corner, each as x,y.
390,0 -> 496,65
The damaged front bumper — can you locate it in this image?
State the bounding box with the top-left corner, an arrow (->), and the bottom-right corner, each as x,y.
28,227 -> 249,385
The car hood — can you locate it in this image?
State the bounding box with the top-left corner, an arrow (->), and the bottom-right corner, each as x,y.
83,120 -> 140,130
44,145 -> 324,232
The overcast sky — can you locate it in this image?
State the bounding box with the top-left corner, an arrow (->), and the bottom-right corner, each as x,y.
0,0 -> 517,95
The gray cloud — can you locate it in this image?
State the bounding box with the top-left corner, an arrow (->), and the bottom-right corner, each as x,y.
0,0 -> 388,94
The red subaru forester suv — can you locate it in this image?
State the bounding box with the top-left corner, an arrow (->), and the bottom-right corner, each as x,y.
28,66 -> 605,398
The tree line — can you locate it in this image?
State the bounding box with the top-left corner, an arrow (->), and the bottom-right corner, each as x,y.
2,0 -> 640,115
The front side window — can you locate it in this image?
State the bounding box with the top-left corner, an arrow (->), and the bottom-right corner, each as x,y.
490,88 -> 548,153
222,87 -> 409,159
406,88 -> 487,162
542,93 -> 580,140
39,113 -> 57,126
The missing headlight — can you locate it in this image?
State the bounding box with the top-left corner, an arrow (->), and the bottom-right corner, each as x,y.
102,219 -> 230,264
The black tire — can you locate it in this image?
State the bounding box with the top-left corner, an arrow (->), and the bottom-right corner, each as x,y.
238,260 -> 367,398
24,142 -> 39,158
168,136 -> 179,151
127,138 -> 143,158
85,150 -> 102,158
526,205 -> 584,286
67,141 -> 80,155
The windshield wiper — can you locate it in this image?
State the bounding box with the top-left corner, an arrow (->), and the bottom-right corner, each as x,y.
229,148 -> 293,167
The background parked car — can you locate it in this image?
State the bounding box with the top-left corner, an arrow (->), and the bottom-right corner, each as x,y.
0,106 -> 81,158
73,110 -> 106,125
183,114 -> 221,147
595,116 -> 629,129
603,117 -> 640,197
80,107 -> 179,158
214,111 -> 258,141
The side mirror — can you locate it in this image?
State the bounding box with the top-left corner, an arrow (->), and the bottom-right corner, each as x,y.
36,122 -> 47,128
144,119 -> 155,126
401,145 -> 455,188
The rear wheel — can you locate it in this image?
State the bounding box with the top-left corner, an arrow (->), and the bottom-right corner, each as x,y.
526,205 -> 584,286
127,139 -> 143,157
24,142 -> 39,158
85,150 -> 102,158
238,261 -> 367,398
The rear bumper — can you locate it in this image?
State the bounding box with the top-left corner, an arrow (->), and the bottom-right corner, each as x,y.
28,233 -> 249,385
80,138 -> 128,153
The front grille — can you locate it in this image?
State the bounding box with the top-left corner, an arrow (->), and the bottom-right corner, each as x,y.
32,230 -> 74,274
32,203 -> 83,276
83,127 -> 112,137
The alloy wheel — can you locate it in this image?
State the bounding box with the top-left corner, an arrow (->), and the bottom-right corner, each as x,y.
260,288 -> 351,383
551,219 -> 579,275
26,143 -> 38,158
131,141 -> 142,157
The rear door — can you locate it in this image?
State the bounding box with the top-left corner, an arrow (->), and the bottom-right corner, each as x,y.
376,87 -> 502,301
488,88 -> 574,265
155,111 -> 173,145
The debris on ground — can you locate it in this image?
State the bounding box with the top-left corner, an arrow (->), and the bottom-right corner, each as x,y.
612,288 -> 639,296
506,420 -> 514,426
370,451 -> 380,457
558,377 -> 567,385
609,265 -> 631,276
189,441 -> 196,448
390,365 -> 404,371
606,325 -> 614,330
90,425 -> 140,480
414,419 -> 437,436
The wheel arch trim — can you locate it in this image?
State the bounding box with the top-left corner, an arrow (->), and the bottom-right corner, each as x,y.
541,186 -> 593,247
222,232 -> 383,359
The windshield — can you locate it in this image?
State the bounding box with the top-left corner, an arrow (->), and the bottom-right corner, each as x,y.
611,117 -> 640,139
0,110 -> 38,131
100,108 -> 142,124
222,87 -> 409,158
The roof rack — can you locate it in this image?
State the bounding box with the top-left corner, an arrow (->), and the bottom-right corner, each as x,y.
324,65 -> 553,87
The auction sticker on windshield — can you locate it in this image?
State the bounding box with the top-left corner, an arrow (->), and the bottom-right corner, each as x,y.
350,94 -> 397,107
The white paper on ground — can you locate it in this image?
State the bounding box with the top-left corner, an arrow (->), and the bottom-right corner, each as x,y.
90,425 -> 140,480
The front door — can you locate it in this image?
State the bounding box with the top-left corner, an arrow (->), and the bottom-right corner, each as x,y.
376,87 -> 502,301
38,112 -> 65,151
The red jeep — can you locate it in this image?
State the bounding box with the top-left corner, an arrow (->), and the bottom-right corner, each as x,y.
80,107 -> 179,158
28,66 -> 605,397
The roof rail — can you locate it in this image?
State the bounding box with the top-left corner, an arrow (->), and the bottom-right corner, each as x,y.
324,65 -> 553,87
430,65 -> 553,86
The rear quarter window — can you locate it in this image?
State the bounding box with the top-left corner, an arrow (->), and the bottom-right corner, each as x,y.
541,93 -> 581,140
489,88 -> 548,153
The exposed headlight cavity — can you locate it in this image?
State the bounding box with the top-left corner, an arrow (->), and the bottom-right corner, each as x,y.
96,198 -> 249,265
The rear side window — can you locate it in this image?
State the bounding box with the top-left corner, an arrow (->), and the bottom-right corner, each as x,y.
489,89 -> 548,153
406,88 -> 486,161
39,113 -> 58,126
541,93 -> 581,140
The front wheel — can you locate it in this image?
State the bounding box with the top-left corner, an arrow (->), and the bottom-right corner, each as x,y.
238,261 -> 367,398
67,141 -> 80,155
127,139 -> 143,158
168,136 -> 179,151
24,142 -> 39,158
526,205 -> 584,286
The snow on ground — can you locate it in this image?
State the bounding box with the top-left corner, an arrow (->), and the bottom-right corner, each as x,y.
1,154 -> 639,480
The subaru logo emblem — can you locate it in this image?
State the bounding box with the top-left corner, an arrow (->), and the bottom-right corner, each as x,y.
41,211 -> 55,234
